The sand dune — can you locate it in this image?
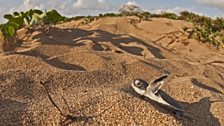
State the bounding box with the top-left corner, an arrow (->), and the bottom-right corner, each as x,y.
0,16 -> 224,126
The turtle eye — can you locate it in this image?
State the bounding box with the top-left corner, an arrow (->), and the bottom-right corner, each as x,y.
134,80 -> 142,87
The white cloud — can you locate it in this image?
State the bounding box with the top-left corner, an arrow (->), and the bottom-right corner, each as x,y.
152,7 -> 184,15
119,1 -> 143,14
150,6 -> 205,16
74,0 -> 86,8
197,0 -> 224,10
0,0 -> 113,23
126,1 -> 137,6
22,0 -> 44,12
73,0 -> 108,9
150,7 -> 192,15
98,0 -> 104,2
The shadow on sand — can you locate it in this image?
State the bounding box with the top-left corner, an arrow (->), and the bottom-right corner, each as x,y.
12,27 -> 167,70
0,99 -> 35,125
123,86 -> 221,126
16,50 -> 86,71
191,78 -> 223,94
24,27 -> 165,59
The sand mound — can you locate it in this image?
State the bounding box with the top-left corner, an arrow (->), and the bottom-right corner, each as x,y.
0,16 -> 224,126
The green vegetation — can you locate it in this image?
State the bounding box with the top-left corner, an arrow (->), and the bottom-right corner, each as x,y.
1,9 -> 224,50
71,16 -> 85,21
0,9 -> 66,51
120,10 -> 224,47
179,11 -> 224,47
69,13 -> 121,24
136,12 -> 151,21
82,15 -> 96,24
150,12 -> 179,20
99,13 -> 121,17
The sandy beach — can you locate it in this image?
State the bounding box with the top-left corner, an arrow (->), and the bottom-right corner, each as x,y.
0,16 -> 223,126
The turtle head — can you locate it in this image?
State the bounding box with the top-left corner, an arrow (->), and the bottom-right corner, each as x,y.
131,79 -> 149,95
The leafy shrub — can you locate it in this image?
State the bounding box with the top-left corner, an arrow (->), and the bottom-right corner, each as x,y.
150,12 -> 179,20
0,21 -> 19,51
83,16 -> 95,24
136,12 -> 151,21
98,13 -> 121,17
43,9 -> 65,24
180,11 -> 224,47
179,11 -> 198,21
0,9 -> 66,51
0,21 -> 19,39
71,16 -> 85,21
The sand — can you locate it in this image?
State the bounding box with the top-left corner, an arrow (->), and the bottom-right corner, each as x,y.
0,16 -> 223,126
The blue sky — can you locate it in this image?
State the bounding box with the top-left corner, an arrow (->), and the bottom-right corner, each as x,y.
0,0 -> 224,23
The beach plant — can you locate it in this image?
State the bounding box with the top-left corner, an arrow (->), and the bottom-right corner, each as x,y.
43,9 -> 66,25
147,12 -> 178,20
0,9 -> 66,51
1,8 -> 223,50
102,13 -> 120,17
0,21 -> 19,39
71,16 -> 85,21
179,11 -> 198,22
119,5 -> 223,47
4,9 -> 46,29
136,12 -> 151,21
0,21 -> 19,50
82,16 -> 96,24
180,11 -> 224,47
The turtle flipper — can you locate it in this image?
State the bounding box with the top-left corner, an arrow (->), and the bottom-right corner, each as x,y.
144,90 -> 183,111
148,74 -> 168,94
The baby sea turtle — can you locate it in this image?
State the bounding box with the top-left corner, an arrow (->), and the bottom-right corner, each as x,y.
131,74 -> 183,112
